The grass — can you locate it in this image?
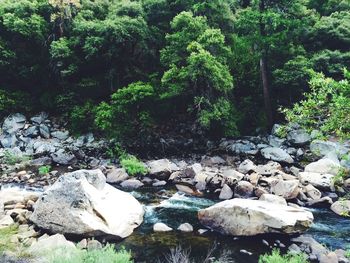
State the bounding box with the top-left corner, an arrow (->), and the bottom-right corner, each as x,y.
38,165 -> 51,175
48,244 -> 133,263
259,249 -> 309,263
2,150 -> 31,165
0,224 -> 19,253
120,155 -> 148,176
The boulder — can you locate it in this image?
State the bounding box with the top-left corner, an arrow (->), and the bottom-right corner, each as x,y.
28,234 -> 75,255
120,179 -> 144,189
2,113 -> 26,134
287,130 -> 311,146
310,140 -> 348,158
0,134 -> 18,148
305,158 -> 341,176
221,168 -> 244,186
39,124 -> 50,139
270,180 -> 300,200
219,184 -> 233,200
30,169 -> 144,238
268,135 -> 286,147
330,200 -> 350,217
30,112 -> 48,125
304,184 -> 322,200
51,131 -> 69,141
153,223 -> 173,232
225,141 -> 259,155
51,149 -> 76,165
147,159 -> 179,179
106,167 -> 129,184
198,199 -> 313,236
238,159 -> 257,174
234,181 -> 254,198
30,157 -> 53,167
299,172 -> 334,190
261,147 -> 294,164
259,194 -> 287,206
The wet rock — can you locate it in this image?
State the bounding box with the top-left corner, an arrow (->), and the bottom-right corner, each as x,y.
219,184 -> 233,200
120,179 -> 144,189
153,222 -> 173,232
177,223 -> 193,232
299,172 -> 334,191
305,158 -> 341,176
270,180 -> 300,200
199,199 -> 313,236
259,194 -> 287,206
106,167 -> 129,184
261,147 -> 294,164
30,169 -> 144,238
330,200 -> 350,217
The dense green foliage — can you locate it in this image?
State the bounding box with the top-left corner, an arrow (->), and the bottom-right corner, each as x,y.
0,0 -> 349,139
259,249 -> 309,263
283,70 -> 350,138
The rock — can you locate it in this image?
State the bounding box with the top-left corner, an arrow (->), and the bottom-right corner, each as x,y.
319,252 -> 338,263
287,130 -> 311,146
30,157 -> 52,167
147,159 -> 179,179
153,180 -> 167,187
153,222 -> 173,232
201,156 -> 226,166
240,249 -> 253,256
0,215 -> 15,228
106,167 -> 129,184
32,140 -> 56,154
77,239 -> 88,249
2,113 -> 26,134
28,234 -> 75,255
234,181 -> 254,198
120,179 -> 144,189
268,135 -> 286,147
261,147 -> 294,164
51,131 -> 69,141
224,140 -> 259,155
23,126 -> 39,138
291,235 -> 328,260
299,172 -> 334,190
176,184 -> 202,196
39,124 -> 50,139
305,158 -> 341,176
270,180 -> 300,200
219,184 -> 233,200
310,140 -> 349,158
198,199 -> 313,236
259,194 -> 287,206
30,112 -> 48,125
330,200 -> 350,217
177,223 -> 193,232
87,239 -> 103,250
238,159 -> 257,174
256,162 -> 282,176
0,134 -> 18,148
221,168 -> 244,186
304,184 -> 322,200
30,169 -> 144,238
51,149 -> 76,165
306,197 -> 333,207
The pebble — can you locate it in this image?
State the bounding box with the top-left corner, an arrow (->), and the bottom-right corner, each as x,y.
240,249 -> 253,256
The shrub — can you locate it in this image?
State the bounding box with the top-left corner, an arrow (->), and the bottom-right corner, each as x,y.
120,155 -> 148,176
282,70 -> 350,139
48,244 -> 133,263
0,89 -> 32,117
69,101 -> 97,134
259,249 -> 309,263
2,150 -> 31,165
0,224 -> 18,253
38,165 -> 51,175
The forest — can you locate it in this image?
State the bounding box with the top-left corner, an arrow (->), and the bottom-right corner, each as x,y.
0,0 -> 349,140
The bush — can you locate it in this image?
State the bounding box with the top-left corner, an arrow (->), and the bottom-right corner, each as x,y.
48,244 -> 133,263
0,225 -> 18,253
2,150 -> 31,165
0,89 -> 32,117
282,70 -> 350,138
120,155 -> 148,176
69,101 -> 97,134
38,165 -> 51,175
259,249 -> 308,263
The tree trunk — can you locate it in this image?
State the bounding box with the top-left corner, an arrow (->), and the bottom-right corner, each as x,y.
259,0 -> 273,128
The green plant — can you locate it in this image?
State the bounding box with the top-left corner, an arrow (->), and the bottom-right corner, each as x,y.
275,125 -> 288,138
259,249 -> 309,263
333,167 -> 349,185
38,165 -> 52,175
120,155 -> 148,176
47,244 -> 133,263
0,224 -> 19,253
2,150 -> 31,165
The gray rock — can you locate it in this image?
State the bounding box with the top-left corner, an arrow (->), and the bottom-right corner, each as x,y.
238,159 -> 257,174
39,124 -> 50,139
305,158 -> 341,176
28,234 -> 75,255
177,223 -> 193,232
287,130 -> 311,146
226,140 -> 259,155
331,200 -> 350,217
30,112 -> 48,125
0,134 -> 18,148
299,172 -> 334,190
106,167 -> 129,184
259,194 -> 287,205
2,113 -> 26,134
268,135 -> 286,147
219,184 -> 233,200
234,181 -> 254,198
261,147 -> 294,164
147,159 -> 179,179
30,157 -> 53,166
153,180 -> 167,187
23,126 -> 39,138
51,149 -> 76,165
51,131 -> 69,141
120,179 -> 144,189
198,199 -> 314,236
310,140 -> 349,158
30,169 -> 144,238
270,180 -> 300,200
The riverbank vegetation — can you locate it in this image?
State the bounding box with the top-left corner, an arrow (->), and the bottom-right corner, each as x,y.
0,0 -> 349,141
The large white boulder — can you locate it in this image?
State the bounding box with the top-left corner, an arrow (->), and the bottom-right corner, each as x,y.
30,169 -> 144,239
198,198 -> 313,236
305,158 -> 341,176
299,172 -> 334,190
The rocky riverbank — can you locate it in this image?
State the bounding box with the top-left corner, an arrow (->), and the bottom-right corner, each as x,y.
1,113 -> 350,262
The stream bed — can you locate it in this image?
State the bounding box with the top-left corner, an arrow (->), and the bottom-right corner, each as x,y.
115,187 -> 350,262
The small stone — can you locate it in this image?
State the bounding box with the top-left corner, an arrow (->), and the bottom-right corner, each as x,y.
152,180 -> 167,187
240,249 -> 253,256
77,239 -> 88,249
177,223 -> 193,232
87,239 -> 103,250
262,239 -> 269,247
198,229 -> 208,235
153,222 -> 173,232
